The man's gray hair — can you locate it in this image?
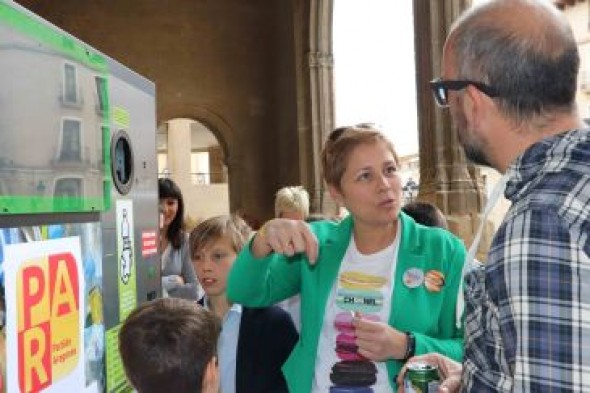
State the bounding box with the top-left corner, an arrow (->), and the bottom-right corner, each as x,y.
450,0 -> 579,125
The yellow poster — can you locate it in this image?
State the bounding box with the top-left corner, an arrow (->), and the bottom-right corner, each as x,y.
4,237 -> 84,393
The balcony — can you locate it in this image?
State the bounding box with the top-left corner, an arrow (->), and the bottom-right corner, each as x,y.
191,171 -> 227,185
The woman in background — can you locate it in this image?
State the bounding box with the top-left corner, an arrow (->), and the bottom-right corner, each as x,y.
159,178 -> 199,300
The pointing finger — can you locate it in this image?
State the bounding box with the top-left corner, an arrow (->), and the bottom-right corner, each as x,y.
300,224 -> 319,264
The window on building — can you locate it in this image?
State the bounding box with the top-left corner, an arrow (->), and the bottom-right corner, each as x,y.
60,119 -> 82,161
54,178 -> 82,198
95,76 -> 107,113
99,125 -> 108,167
157,153 -> 168,177
191,151 -> 210,185
63,63 -> 79,104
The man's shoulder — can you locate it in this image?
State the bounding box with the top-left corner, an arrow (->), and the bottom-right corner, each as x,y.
490,193 -> 588,265
509,168 -> 590,230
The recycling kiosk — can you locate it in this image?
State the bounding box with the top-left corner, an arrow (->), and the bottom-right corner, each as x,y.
0,2 -> 160,392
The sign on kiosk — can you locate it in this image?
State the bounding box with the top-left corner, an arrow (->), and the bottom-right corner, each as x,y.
5,238 -> 85,393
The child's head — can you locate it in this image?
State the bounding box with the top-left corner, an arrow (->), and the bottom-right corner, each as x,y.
189,215 -> 252,298
119,298 -> 221,393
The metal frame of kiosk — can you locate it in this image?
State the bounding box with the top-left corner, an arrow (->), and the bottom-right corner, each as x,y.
0,1 -> 160,392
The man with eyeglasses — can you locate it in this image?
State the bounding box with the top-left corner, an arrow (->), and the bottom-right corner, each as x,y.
397,1 -> 590,392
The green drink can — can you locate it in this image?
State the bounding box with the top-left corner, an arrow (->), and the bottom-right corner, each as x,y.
403,362 -> 440,393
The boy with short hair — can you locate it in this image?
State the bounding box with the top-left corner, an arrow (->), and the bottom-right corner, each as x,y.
119,297 -> 221,393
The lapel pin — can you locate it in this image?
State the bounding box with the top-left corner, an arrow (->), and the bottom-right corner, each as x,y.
425,270 -> 446,292
403,268 -> 424,289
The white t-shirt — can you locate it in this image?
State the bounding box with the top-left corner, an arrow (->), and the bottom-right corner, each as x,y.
312,226 -> 400,393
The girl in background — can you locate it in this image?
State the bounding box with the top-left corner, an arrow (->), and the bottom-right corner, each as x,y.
159,178 -> 199,300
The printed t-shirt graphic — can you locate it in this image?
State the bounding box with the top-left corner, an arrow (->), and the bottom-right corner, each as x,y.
336,271 -> 386,312
330,271 -> 386,390
311,230 -> 399,393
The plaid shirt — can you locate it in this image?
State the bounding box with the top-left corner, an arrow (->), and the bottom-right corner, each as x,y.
462,129 -> 590,392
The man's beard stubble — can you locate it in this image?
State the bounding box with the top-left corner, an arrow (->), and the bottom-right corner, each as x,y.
454,106 -> 493,168
462,135 -> 491,167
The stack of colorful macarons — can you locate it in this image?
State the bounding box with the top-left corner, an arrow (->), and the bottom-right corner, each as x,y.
329,360 -> 377,393
328,271 -> 388,392
336,271 -> 386,313
334,311 -> 378,361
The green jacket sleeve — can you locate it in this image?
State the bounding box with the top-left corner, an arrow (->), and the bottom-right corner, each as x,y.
412,236 -> 465,362
227,236 -> 303,307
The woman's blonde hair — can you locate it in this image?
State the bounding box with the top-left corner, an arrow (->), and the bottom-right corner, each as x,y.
274,186 -> 310,218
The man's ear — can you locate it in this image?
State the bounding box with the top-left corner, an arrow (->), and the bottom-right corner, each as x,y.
202,356 -> 219,393
327,184 -> 343,205
463,84 -> 483,128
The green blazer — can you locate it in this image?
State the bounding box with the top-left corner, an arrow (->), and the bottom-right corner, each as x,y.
227,212 -> 465,392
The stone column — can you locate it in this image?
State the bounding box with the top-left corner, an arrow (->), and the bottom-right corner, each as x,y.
292,0 -> 336,213
413,0 -> 493,259
208,145 -> 225,183
308,47 -> 337,215
309,0 -> 336,215
166,119 -> 192,195
292,0 -> 336,216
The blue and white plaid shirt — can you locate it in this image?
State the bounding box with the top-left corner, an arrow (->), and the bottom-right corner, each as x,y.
462,129 -> 590,392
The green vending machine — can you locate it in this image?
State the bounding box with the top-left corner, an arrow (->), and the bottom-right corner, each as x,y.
0,1 -> 161,392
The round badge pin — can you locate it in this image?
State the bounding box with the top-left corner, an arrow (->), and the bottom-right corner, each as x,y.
403,268 -> 424,289
424,270 -> 446,292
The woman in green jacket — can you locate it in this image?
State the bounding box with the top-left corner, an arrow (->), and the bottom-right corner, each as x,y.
228,125 -> 465,392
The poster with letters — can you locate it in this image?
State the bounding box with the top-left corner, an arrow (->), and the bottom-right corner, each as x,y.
4,237 -> 85,393
0,223 -> 104,393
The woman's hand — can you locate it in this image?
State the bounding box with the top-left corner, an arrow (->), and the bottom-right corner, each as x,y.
251,218 -> 318,264
396,353 -> 462,393
352,314 -> 408,361
162,274 -> 185,290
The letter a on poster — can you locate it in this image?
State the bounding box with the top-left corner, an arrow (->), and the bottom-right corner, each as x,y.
4,237 -> 85,393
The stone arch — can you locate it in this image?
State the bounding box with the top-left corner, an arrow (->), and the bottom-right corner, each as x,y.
160,105 -> 232,166
161,105 -> 238,214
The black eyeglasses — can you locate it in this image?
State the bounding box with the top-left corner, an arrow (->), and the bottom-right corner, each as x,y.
429,78 -> 499,107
